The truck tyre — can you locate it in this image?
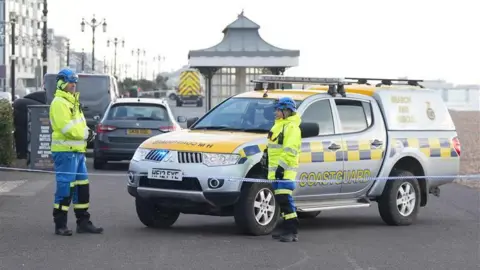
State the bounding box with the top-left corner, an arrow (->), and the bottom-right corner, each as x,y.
196,99 -> 203,107
135,198 -> 180,228
234,181 -> 280,236
176,100 -> 183,107
169,93 -> 176,100
297,211 -> 321,219
378,169 -> 421,226
93,157 -> 106,170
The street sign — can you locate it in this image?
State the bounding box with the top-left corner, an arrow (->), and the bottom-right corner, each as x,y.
27,105 -> 54,171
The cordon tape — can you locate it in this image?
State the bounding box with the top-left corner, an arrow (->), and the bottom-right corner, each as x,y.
1,166 -> 480,184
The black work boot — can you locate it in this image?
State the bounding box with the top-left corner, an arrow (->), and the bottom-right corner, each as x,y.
279,233 -> 298,242
76,220 -> 104,234
54,210 -> 72,236
55,227 -> 73,236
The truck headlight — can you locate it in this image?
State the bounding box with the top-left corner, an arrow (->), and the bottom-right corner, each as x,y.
132,148 -> 150,161
202,153 -> 240,167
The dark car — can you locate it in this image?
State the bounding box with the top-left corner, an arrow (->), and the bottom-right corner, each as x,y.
93,98 -> 184,169
44,73 -> 121,148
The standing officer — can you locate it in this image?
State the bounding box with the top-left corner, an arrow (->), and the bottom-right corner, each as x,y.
50,68 -> 103,236
267,97 -> 302,242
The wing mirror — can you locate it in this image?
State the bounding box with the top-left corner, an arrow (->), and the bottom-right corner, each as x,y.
177,116 -> 187,123
299,122 -> 319,138
186,117 -> 199,128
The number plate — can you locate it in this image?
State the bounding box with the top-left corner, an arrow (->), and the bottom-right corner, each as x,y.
127,129 -> 151,135
148,168 -> 183,181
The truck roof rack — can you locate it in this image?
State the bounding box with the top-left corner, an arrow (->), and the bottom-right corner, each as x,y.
344,77 -> 425,88
251,75 -> 346,97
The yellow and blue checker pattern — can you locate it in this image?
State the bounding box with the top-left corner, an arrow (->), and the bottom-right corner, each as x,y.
238,140 -> 385,164
389,138 -> 459,158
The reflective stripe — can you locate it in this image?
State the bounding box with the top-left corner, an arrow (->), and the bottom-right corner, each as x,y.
284,147 -> 298,155
284,212 -> 297,220
52,140 -> 85,146
73,203 -> 89,209
267,143 -> 282,149
61,117 -> 86,134
54,204 -> 69,211
279,160 -> 297,171
74,179 -> 89,186
274,189 -> 293,195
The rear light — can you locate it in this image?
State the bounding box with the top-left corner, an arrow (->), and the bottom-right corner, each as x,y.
159,126 -> 176,132
452,136 -> 461,156
96,124 -> 116,133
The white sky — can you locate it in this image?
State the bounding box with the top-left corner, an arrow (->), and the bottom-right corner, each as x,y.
48,0 -> 479,85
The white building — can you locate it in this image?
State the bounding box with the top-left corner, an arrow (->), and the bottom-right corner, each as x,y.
0,0 -> 44,94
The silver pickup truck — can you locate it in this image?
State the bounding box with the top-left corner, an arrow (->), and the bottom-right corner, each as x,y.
127,76 -> 461,235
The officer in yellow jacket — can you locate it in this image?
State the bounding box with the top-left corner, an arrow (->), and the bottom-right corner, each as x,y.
50,68 -> 103,236
268,97 -> 301,242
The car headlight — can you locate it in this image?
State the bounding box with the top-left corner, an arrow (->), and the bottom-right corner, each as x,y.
202,153 -> 240,167
132,148 -> 150,161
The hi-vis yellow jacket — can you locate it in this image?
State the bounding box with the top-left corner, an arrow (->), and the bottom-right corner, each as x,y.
49,90 -> 89,153
267,113 -> 302,180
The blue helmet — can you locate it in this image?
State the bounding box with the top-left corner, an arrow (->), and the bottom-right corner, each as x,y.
275,97 -> 296,112
56,68 -> 78,84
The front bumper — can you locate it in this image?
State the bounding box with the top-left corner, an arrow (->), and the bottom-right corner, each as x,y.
127,158 -> 253,207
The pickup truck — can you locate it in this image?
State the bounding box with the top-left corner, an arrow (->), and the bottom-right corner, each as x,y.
127,76 -> 460,235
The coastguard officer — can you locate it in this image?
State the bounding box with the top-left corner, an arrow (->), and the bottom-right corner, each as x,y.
50,68 -> 103,236
268,97 -> 302,242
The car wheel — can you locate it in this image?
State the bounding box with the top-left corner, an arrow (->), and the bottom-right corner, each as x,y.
234,181 -> 280,236
378,169 -> 420,226
93,158 -> 106,170
135,198 -> 180,228
196,99 -> 203,107
297,211 -> 321,219
169,93 -> 176,100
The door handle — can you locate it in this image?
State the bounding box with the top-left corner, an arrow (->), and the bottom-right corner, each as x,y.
371,139 -> 383,147
328,143 -> 341,150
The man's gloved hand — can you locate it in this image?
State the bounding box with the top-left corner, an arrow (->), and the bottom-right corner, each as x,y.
87,129 -> 96,143
275,166 -> 284,180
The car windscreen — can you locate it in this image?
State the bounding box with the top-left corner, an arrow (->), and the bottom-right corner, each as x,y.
191,97 -> 302,132
106,103 -> 168,121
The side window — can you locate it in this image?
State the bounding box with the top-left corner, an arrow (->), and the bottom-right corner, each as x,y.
335,99 -> 373,133
301,99 -> 334,136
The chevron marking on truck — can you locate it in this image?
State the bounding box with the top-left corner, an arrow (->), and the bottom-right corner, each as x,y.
179,71 -> 200,96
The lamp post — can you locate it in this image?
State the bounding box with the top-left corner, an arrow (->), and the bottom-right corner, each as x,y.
9,12 -> 16,102
107,38 -> 124,78
80,15 -> 107,72
81,48 -> 85,72
132,49 -> 145,80
152,55 -> 165,80
42,0 -> 48,77
66,39 -> 70,66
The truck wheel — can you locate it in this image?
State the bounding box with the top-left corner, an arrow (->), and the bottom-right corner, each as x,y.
135,198 -> 180,228
93,158 -> 106,170
378,169 -> 420,226
196,99 -> 203,107
234,181 -> 280,236
176,100 -> 183,107
297,211 -> 321,219
169,93 -> 176,100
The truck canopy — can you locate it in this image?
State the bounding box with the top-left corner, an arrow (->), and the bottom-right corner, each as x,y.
372,88 -> 456,131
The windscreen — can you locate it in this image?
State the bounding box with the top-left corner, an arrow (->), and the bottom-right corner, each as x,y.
192,97 -> 302,132
106,103 -> 168,121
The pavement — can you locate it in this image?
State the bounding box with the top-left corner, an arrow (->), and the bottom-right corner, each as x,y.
0,100 -> 479,270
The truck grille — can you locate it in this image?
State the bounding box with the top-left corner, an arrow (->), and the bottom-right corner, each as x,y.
178,152 -> 203,163
139,177 -> 202,191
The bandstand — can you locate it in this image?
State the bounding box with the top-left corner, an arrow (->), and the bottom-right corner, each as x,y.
188,11 -> 300,110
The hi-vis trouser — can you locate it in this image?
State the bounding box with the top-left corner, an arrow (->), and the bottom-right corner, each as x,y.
52,152 -> 90,228
273,178 -> 298,234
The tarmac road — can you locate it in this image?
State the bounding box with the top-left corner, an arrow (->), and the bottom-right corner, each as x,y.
0,100 -> 479,269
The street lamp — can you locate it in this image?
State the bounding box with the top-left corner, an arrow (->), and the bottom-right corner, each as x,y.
9,12 -> 16,102
42,0 -> 48,77
132,49 -> 145,80
81,14 -> 107,72
66,39 -> 70,66
107,37 -> 124,78
152,55 -> 165,79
